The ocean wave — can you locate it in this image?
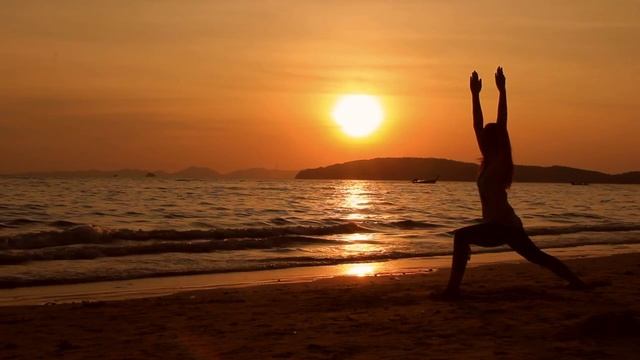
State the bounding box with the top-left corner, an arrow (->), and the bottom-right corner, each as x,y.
3,228 -> 639,267
384,220 -> 442,229
0,223 -> 374,251
3,221 -> 639,253
4,237 -> 640,288
49,220 -> 79,228
526,223 -> 640,236
0,233 -> 640,289
5,218 -> 43,226
0,235 -> 367,265
264,235 -> 640,265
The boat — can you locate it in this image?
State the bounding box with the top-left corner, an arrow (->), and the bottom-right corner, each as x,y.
412,176 -> 439,184
570,181 -> 589,185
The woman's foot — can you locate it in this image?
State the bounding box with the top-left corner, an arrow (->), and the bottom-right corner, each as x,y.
567,279 -> 611,291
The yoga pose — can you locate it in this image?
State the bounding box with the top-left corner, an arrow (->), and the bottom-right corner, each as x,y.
442,67 -> 586,297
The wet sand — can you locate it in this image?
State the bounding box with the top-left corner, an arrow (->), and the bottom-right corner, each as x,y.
2,251 -> 640,359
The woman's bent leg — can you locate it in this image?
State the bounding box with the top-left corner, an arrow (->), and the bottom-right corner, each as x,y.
509,234 -> 585,287
445,231 -> 471,294
445,224 -> 507,295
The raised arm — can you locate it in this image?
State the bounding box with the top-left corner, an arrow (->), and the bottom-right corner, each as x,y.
470,71 -> 484,146
495,66 -> 507,127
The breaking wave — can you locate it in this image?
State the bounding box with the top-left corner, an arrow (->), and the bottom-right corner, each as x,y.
0,235 -> 377,265
1,221 -> 639,267
0,223 -> 373,251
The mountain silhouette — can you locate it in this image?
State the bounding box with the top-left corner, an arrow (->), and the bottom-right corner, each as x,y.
295,157 -> 640,184
6,159 -> 638,183
224,168 -> 297,179
171,166 -> 221,179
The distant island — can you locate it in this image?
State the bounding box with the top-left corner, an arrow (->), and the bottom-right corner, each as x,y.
6,167 -> 297,180
296,158 -> 640,184
6,158 -> 639,183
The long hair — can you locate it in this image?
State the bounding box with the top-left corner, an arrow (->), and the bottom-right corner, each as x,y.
478,123 -> 513,189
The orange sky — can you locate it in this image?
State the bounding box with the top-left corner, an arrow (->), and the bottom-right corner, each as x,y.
1,1 -> 639,174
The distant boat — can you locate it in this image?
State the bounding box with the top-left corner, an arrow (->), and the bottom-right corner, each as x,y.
145,172 -> 157,178
412,176 -> 439,184
570,181 -> 589,185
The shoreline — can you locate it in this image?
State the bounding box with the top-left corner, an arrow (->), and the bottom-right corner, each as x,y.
2,243 -> 639,306
2,250 -> 640,359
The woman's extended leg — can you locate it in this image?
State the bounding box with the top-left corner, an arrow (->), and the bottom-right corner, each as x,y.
444,223 -> 507,295
508,234 -> 586,287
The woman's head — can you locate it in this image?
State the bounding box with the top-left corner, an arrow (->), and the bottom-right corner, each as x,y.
479,123 -> 513,188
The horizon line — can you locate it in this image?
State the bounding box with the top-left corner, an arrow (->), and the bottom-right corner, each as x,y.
1,157 -> 638,176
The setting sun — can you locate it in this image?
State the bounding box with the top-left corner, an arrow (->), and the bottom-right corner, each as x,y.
332,95 -> 384,138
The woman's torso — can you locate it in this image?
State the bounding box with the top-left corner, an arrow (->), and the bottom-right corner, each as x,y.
477,162 -> 522,228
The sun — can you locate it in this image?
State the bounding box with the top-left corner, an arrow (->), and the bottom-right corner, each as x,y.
332,94 -> 384,138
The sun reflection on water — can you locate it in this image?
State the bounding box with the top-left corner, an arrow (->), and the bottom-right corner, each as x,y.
344,263 -> 378,277
340,231 -> 382,254
332,182 -> 386,268
341,181 -> 371,221
342,233 -> 375,242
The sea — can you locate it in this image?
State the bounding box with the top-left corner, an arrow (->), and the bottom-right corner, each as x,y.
1,177 -> 639,287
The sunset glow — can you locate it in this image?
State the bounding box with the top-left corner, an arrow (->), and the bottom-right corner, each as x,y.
1,1 -> 638,174
332,95 -> 384,138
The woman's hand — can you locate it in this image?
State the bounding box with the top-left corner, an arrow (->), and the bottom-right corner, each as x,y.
495,66 -> 506,93
471,70 -> 484,140
496,66 -> 507,126
470,71 -> 482,94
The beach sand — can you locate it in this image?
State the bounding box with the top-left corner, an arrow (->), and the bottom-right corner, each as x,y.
2,252 -> 640,359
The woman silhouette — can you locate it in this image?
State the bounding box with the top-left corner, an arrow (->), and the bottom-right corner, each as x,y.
442,67 -> 586,298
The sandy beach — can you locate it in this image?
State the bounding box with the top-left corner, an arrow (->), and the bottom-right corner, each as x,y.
2,251 -> 640,359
